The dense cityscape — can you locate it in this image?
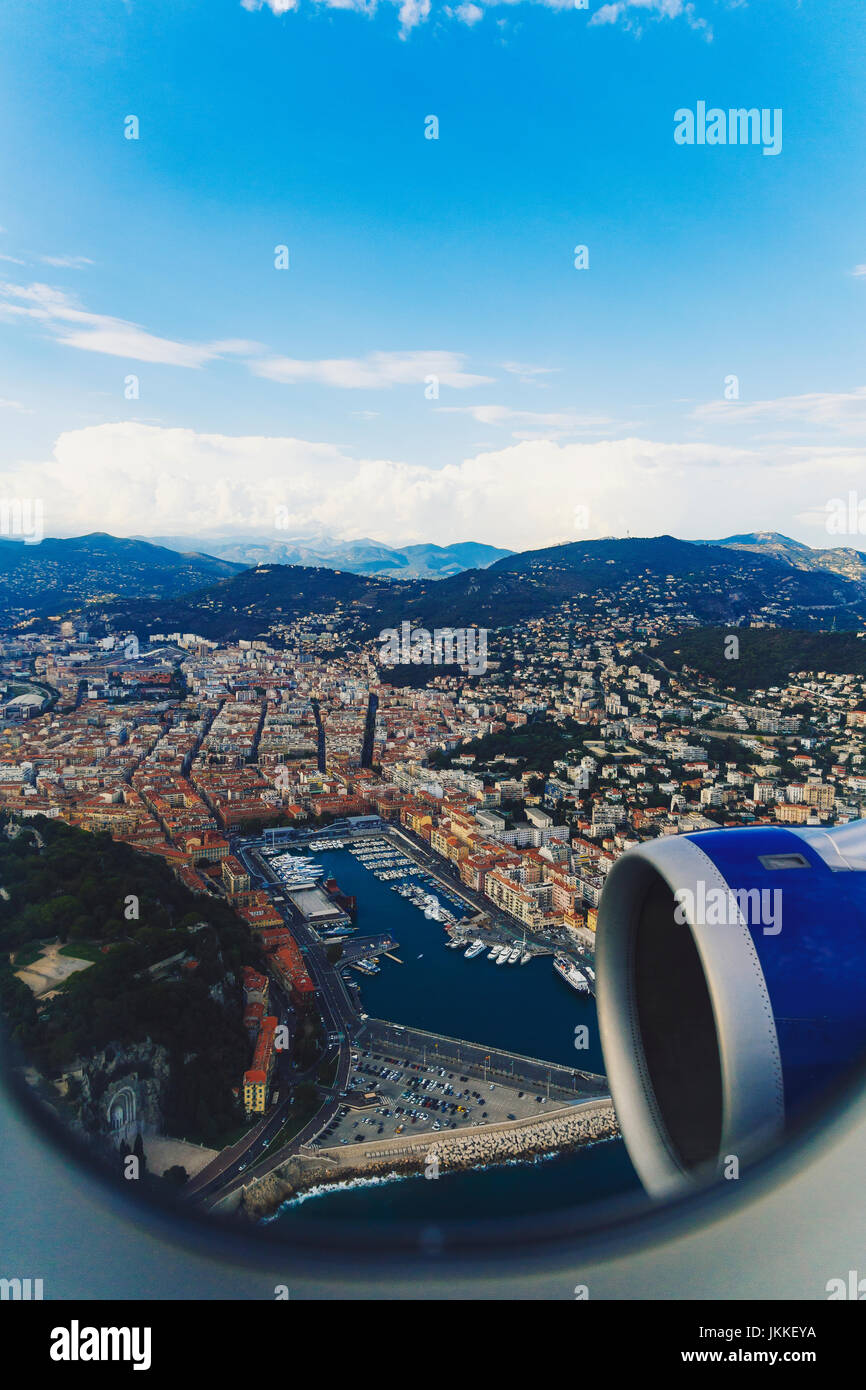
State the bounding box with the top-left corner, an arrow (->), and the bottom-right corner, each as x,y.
1,528 -> 865,1224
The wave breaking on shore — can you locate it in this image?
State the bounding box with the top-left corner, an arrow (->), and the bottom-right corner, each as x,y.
240,1101 -> 619,1224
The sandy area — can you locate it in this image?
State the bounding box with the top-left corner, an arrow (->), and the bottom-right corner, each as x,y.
143,1136 -> 219,1178
15,940 -> 94,996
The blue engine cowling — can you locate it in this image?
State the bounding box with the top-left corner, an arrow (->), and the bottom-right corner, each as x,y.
595,821 -> 866,1197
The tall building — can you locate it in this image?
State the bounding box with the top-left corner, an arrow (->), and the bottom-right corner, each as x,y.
360,691 -> 378,769
310,697 -> 326,773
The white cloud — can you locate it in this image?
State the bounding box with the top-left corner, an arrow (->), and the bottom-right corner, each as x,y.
502,361 -> 559,377
0,398 -> 31,413
2,420 -> 856,553
241,0 -> 709,35
252,349 -> 493,389
242,0 -> 300,12
37,255 -> 94,269
0,282 -> 491,393
590,0 -> 711,38
437,402 -> 612,435
0,423 -> 354,539
0,281 -> 221,368
207,338 -> 267,355
452,2 -> 484,22
694,386 -> 866,430
397,0 -> 432,30
851,264 -> 866,278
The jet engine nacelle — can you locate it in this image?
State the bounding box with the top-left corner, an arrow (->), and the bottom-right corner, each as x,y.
595,821 -> 866,1198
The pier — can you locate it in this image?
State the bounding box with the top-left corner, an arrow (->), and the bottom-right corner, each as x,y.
338,934 -> 396,965
355,1017 -> 606,1100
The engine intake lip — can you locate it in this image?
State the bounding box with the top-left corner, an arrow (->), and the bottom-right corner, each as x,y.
596,836 -> 785,1199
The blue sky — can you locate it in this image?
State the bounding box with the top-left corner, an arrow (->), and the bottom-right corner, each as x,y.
1,0 -> 865,551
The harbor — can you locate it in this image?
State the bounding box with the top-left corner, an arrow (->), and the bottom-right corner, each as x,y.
209,825 -> 641,1226
224,803 -> 834,1233
293,834 -> 604,1071
275,828 -> 597,997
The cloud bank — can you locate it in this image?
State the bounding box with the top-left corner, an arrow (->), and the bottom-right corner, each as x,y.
1,420 -> 859,553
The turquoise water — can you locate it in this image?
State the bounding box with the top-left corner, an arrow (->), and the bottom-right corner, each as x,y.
273,844 -> 641,1224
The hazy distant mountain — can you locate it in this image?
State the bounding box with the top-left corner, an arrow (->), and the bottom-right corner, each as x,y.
0,533 -> 245,616
699,532 -> 866,591
399,541 -> 513,576
141,532 -> 512,579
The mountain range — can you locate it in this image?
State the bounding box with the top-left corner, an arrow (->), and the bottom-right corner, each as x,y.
78,534 -> 866,643
137,533 -> 512,580
0,533 -> 244,616
5,530 -> 866,641
699,532 -> 866,587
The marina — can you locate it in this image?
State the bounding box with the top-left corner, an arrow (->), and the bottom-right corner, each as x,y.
239,829 -> 641,1228
283,837 -> 604,1071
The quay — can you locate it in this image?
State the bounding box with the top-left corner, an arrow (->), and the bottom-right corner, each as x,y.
356,1017 -> 607,1099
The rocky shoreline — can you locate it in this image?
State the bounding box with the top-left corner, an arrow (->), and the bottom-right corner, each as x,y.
236,1101 -> 619,1223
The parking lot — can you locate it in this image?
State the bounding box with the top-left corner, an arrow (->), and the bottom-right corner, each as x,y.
311,1044 -> 566,1150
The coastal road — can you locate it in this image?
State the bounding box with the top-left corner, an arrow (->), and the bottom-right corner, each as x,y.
187,839 -> 361,1204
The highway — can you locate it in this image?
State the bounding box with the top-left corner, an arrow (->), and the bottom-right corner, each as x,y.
186,835 -> 363,1204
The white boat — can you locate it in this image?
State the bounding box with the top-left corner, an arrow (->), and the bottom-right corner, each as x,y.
520,950 -> 531,965
486,946 -> 499,960
507,946 -> 521,964
553,953 -> 590,994
464,939 -> 485,959
495,945 -> 510,964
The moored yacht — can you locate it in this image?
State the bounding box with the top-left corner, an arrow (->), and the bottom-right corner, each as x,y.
553,953 -> 590,994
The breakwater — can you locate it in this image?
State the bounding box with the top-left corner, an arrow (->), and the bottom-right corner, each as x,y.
236,1100 -> 618,1222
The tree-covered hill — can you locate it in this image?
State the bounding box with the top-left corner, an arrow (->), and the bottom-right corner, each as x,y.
0,816 -> 261,1143
655,627 -> 866,691
91,536 -> 866,643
